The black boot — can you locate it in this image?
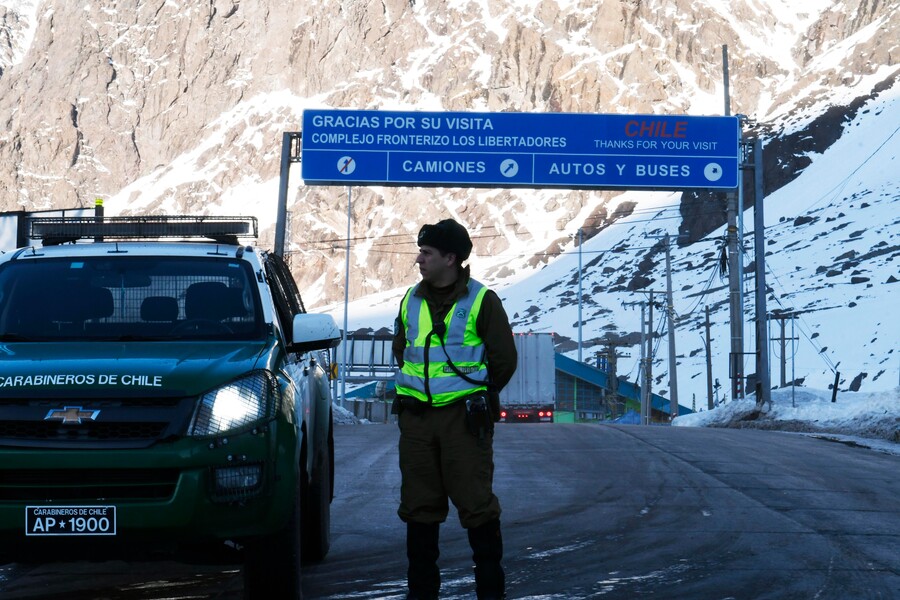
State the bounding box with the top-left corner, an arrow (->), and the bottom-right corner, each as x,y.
406,521 -> 440,600
467,519 -> 505,600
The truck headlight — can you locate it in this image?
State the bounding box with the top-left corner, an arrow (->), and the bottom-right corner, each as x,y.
189,371 -> 274,436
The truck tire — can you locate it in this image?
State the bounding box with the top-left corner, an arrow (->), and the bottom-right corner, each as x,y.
302,412 -> 333,563
243,481 -> 303,600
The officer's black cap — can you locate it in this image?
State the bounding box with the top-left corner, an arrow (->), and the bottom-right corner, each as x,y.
417,219 -> 472,262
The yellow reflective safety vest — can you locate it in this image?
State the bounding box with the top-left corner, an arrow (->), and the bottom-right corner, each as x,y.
395,280 -> 489,406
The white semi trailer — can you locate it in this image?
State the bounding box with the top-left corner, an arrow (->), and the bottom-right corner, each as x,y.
497,332 -> 556,423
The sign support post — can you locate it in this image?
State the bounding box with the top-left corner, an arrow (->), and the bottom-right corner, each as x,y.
340,186 -> 352,408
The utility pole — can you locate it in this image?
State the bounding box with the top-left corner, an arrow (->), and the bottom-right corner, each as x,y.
577,228 -> 583,363
723,45 -> 731,117
705,306 -> 714,410
752,139 -> 771,408
640,303 -> 648,424
723,47 -> 745,401
599,341 -> 629,419
607,344 -> 619,415
777,315 -> 787,387
646,290 -> 654,424
793,317 -> 797,407
628,293 -> 661,424
663,233 -> 679,420
726,181 -> 744,400
644,233 -> 679,420
770,313 -> 799,388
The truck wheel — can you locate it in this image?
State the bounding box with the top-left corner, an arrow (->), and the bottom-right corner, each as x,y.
301,412 -> 333,563
243,482 -> 303,600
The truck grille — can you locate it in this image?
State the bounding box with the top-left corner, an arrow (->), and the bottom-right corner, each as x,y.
0,468 -> 179,501
0,398 -> 195,449
0,421 -> 168,440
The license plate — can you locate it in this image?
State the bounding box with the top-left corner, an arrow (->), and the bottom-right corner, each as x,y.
26,505 -> 117,536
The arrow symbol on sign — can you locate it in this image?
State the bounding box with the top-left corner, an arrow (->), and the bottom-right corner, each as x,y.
500,159 -> 519,178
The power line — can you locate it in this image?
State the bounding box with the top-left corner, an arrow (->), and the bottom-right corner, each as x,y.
292,201 -> 733,249
677,258 -> 723,320
798,123 -> 900,215
762,258 -> 839,373
296,228 -> 701,259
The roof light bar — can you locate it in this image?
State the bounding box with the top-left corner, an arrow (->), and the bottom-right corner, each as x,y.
29,216 -> 258,245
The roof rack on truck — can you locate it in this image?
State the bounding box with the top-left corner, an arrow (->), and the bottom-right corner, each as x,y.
28,215 -> 258,246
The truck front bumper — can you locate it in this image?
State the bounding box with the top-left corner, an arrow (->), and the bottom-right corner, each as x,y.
0,419 -> 299,559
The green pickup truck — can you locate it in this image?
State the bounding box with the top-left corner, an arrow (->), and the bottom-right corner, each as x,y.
0,216 -> 340,599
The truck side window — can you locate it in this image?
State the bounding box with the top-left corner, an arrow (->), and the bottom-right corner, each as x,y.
264,254 -> 306,344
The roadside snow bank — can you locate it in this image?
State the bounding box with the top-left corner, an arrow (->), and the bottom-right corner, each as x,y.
333,402 -> 361,424
333,401 -> 382,425
673,387 -> 899,451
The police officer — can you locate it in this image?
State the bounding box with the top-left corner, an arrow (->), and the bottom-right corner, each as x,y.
392,218 -> 517,600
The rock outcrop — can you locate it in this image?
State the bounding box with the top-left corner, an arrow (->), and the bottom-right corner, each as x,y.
0,0 -> 896,305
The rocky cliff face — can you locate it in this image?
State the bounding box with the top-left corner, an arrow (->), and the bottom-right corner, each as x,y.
0,0 -> 896,306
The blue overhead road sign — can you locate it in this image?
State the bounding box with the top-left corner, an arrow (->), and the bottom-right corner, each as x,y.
301,109 -> 739,189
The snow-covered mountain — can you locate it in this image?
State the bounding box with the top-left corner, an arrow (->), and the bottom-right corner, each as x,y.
0,0 -> 897,409
332,87 -> 899,410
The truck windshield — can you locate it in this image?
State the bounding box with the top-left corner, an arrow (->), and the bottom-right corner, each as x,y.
0,256 -> 266,342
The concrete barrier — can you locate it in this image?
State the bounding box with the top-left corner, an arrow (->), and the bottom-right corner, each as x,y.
350,398 -> 395,423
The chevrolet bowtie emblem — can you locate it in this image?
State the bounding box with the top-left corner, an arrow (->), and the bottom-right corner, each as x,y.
44,406 -> 100,425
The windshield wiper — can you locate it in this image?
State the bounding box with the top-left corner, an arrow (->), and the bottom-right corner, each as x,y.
0,334 -> 33,342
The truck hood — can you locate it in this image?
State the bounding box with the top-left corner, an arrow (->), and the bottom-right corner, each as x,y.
0,340 -> 273,399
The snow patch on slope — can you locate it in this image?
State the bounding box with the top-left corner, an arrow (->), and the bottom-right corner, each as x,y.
0,0 -> 41,70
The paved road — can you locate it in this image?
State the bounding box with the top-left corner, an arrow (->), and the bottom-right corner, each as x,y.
304,423 -> 900,599
1,423 -> 898,599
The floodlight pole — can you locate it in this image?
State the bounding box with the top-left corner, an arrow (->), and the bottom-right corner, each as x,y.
276,132 -> 302,257
341,186 -> 352,408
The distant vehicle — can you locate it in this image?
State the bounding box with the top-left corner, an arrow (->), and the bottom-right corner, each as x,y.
498,332 -> 555,423
0,216 -> 341,599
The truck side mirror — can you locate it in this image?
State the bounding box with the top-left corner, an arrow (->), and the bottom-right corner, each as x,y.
288,313 -> 342,353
